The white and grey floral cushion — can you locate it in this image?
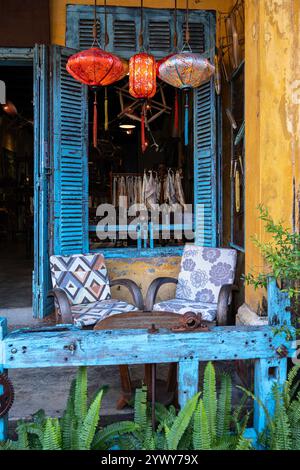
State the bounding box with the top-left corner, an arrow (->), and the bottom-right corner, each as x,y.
154,299 -> 217,322
50,253 -> 111,305
175,245 -> 237,304
71,300 -> 138,327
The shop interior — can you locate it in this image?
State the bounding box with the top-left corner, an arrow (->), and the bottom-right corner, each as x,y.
88,78 -> 195,249
0,65 -> 34,308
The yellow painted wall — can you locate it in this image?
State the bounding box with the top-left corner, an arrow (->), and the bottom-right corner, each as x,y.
50,0 -> 234,46
245,0 -> 300,311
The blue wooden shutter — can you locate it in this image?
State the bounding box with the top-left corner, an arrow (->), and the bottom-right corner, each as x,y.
33,44 -> 53,318
193,14 -> 217,247
51,46 -> 89,255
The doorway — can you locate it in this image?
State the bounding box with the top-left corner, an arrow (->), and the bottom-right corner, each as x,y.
0,64 -> 34,309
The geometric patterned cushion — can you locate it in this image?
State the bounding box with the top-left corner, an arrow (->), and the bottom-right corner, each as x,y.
50,253 -> 111,306
154,298 -> 217,322
71,299 -> 138,327
175,245 -> 237,304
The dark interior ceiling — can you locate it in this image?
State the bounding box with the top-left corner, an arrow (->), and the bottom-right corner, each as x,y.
0,66 -> 33,119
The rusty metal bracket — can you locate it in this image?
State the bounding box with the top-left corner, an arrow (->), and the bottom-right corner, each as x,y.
171,312 -> 210,333
0,373 -> 14,418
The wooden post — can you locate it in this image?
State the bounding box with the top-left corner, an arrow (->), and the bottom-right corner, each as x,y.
0,317 -> 8,442
178,359 -> 199,408
254,358 -> 287,437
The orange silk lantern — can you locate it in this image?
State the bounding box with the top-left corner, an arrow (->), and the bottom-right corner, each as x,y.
129,53 -> 156,99
129,52 -> 156,153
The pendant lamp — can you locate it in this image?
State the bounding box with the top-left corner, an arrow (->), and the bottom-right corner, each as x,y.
66,0 -> 128,148
128,0 -> 156,152
157,0 -> 215,146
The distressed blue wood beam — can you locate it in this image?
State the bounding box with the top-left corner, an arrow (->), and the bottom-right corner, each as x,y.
254,358 -> 287,440
1,324 -> 295,370
178,359 -> 199,405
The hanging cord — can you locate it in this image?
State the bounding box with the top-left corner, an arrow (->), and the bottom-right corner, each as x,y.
92,0 -> 99,147
104,87 -> 109,131
92,0 -> 100,47
104,0 -> 109,131
138,0 -> 144,51
182,0 -> 191,52
173,0 -> 178,51
104,0 -> 109,49
93,90 -> 98,148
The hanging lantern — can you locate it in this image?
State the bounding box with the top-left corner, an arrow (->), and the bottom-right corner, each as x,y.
66,48 -> 128,87
66,0 -> 127,148
127,0 -> 157,153
157,52 -> 214,90
129,52 -> 156,99
157,0 -> 215,146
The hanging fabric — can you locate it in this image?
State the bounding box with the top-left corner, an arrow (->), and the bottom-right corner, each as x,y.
174,169 -> 186,207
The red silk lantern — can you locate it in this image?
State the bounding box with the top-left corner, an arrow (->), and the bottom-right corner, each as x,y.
129,53 -> 156,99
66,48 -> 128,87
66,47 -> 128,148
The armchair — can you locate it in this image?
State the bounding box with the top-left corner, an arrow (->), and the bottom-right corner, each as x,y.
145,245 -> 238,326
48,253 -> 144,326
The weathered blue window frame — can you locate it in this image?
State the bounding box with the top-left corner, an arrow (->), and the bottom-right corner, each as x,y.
64,6 -> 218,259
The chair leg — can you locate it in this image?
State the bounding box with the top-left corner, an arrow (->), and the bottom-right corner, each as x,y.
117,365 -> 133,410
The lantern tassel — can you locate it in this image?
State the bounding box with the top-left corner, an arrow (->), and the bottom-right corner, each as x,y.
104,87 -> 108,132
141,108 -> 146,153
172,89 -> 179,138
184,91 -> 189,146
93,90 -> 98,148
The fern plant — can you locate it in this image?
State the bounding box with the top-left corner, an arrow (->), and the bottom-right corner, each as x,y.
0,367 -> 137,451
118,362 -> 252,451
240,365 -> 300,450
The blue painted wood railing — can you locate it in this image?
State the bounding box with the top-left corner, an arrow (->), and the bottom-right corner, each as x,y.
0,278 -> 295,445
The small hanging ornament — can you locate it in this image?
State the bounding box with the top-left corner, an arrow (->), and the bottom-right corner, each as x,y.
157,0 -> 215,146
66,0 -> 127,148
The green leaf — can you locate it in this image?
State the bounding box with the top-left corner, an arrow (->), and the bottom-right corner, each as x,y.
166,393 -> 200,450
203,362 -> 217,441
78,389 -> 103,450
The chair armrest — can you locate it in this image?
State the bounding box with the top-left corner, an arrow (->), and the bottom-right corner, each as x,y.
48,288 -> 72,324
145,277 -> 178,312
217,284 -> 239,326
110,279 -> 144,310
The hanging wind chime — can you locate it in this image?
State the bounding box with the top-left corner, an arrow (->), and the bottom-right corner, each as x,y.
66,0 -> 128,148
129,0 -> 156,153
157,0 -> 215,146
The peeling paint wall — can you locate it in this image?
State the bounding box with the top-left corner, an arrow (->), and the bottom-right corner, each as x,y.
245,0 -> 300,310
107,256 -> 181,305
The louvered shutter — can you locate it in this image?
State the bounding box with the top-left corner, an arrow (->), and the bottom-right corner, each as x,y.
193,14 -> 217,247
51,46 -> 89,255
33,45 -> 53,318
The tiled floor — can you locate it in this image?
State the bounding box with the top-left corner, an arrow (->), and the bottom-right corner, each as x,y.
0,241 -> 32,308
